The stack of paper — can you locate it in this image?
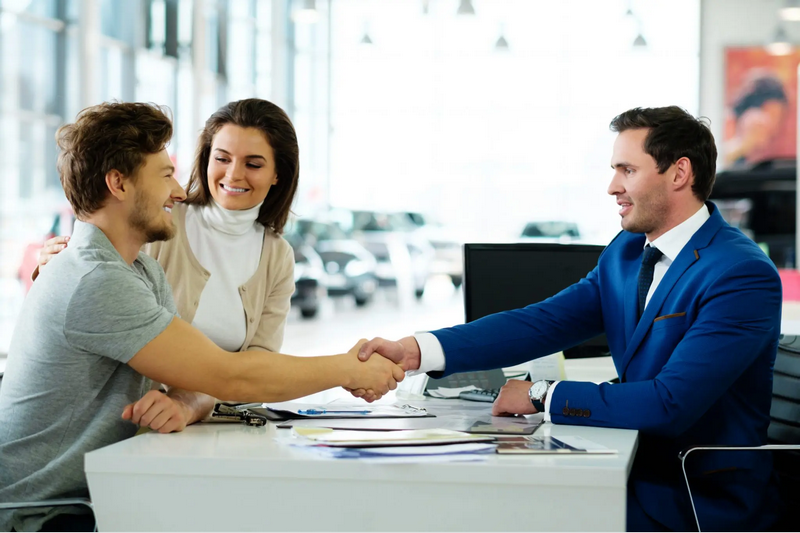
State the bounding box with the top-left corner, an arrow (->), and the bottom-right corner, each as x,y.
308,443 -> 497,463
286,427 -> 496,463
291,427 -> 494,447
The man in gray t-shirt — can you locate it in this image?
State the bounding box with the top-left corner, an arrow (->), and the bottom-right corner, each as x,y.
0,102 -> 402,532
0,221 -> 177,531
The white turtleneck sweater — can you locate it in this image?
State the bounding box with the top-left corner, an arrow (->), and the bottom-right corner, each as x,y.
185,201 -> 265,351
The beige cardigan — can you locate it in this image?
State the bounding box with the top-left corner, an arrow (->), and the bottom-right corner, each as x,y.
144,202 -> 295,352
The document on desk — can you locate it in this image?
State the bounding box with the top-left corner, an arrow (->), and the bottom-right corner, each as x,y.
291,427 -> 494,447
495,435 -> 617,454
425,385 -> 479,399
253,402 -> 433,420
302,442 -> 497,463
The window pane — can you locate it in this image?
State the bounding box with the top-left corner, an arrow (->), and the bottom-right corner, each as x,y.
2,0 -> 58,18
17,22 -> 58,114
18,121 -> 34,199
100,0 -> 141,46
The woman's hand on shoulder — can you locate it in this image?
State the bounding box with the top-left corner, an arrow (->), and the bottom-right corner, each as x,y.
31,235 -> 70,281
38,236 -> 70,269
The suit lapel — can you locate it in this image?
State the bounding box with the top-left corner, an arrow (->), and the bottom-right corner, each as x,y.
623,258 -> 640,348
618,203 -> 725,380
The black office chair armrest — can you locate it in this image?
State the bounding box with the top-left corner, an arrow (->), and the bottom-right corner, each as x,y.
678,444 -> 800,532
0,498 -> 95,531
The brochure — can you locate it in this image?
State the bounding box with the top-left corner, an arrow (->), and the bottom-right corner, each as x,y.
495,435 -> 617,454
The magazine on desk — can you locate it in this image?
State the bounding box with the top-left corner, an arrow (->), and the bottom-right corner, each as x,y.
495,435 -> 617,454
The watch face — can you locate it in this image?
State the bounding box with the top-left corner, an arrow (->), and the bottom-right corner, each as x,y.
529,380 -> 548,400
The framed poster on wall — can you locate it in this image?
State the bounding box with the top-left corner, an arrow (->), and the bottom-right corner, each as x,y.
724,47 -> 800,169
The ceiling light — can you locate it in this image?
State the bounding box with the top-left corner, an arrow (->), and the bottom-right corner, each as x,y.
781,0 -> 800,21
292,0 -> 319,24
766,26 -> 792,56
457,0 -> 475,15
360,33 -> 373,45
633,33 -> 647,48
495,35 -> 509,50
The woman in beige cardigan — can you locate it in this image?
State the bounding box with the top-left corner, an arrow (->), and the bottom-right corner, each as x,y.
36,99 -> 307,430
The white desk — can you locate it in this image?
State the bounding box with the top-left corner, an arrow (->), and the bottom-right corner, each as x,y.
85,399 -> 638,532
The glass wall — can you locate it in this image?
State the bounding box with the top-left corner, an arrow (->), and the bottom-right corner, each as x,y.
324,0 -> 700,244
0,0 -> 278,351
0,0 -> 701,351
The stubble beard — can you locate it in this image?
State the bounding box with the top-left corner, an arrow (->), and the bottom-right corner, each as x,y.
130,190 -> 176,243
621,191 -> 669,236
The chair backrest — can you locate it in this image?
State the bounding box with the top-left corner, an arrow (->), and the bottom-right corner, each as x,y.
771,335 -> 800,443
770,335 -> 800,528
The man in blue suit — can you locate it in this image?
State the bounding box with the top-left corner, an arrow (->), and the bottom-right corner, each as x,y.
356,106 -> 783,531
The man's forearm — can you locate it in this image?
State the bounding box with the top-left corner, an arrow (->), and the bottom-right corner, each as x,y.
166,388 -> 215,424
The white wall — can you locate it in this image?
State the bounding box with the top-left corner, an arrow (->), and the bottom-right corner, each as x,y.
700,0 -> 800,166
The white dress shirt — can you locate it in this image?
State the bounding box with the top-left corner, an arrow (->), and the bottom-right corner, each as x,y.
413,204 -> 711,421
185,201 -> 264,351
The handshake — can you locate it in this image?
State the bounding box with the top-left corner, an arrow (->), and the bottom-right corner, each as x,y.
345,335 -> 536,418
343,336 -> 422,402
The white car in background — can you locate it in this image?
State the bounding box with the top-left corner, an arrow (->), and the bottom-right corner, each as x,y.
403,212 -> 464,289
349,211 -> 435,299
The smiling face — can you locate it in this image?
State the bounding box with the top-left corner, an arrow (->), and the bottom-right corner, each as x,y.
607,128 -> 672,239
128,149 -> 186,243
206,125 -> 278,211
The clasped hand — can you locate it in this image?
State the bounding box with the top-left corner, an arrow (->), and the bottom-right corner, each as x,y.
121,389 -> 191,434
343,339 -> 406,402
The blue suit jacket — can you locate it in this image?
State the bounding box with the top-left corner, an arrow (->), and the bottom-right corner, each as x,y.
431,203 -> 782,531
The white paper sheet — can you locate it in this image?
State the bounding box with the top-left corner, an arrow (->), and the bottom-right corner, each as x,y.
425,385 -> 479,399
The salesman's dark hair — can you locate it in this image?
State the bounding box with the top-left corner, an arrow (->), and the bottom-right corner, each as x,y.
610,106 -> 717,202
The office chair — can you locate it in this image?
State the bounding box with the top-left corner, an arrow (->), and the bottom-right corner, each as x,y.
0,500 -> 96,532
679,335 -> 800,532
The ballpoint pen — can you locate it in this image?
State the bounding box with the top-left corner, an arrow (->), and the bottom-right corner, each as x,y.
297,408 -> 371,415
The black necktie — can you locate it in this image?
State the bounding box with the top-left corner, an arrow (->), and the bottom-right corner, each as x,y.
638,245 -> 663,318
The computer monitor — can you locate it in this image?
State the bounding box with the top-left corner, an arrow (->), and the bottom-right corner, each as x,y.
463,243 -> 609,359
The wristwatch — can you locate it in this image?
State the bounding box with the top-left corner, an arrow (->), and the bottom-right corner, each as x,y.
528,380 -> 553,412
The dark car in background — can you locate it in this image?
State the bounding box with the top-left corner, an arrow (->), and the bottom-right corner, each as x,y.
291,218 -> 379,306
285,232 -> 327,319
316,240 -> 377,306
519,221 -> 582,243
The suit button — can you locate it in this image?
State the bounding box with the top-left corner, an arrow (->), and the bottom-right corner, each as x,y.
569,408 -> 576,416
242,287 -> 247,292
249,317 -> 255,323
562,407 -> 569,416
583,410 -> 591,418
575,409 -> 584,417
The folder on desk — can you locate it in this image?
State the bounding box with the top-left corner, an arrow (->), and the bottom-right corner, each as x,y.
250,402 -> 434,420
495,435 -> 617,454
292,427 -> 493,447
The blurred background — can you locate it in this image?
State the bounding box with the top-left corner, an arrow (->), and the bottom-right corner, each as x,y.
1,0 -> 798,357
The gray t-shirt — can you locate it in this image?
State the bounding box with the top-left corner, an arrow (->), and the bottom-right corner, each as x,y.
0,221 -> 177,531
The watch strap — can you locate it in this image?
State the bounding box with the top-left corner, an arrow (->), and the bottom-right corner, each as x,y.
529,380 -> 554,413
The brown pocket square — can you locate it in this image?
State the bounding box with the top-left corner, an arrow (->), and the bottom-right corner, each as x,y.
654,311 -> 687,322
